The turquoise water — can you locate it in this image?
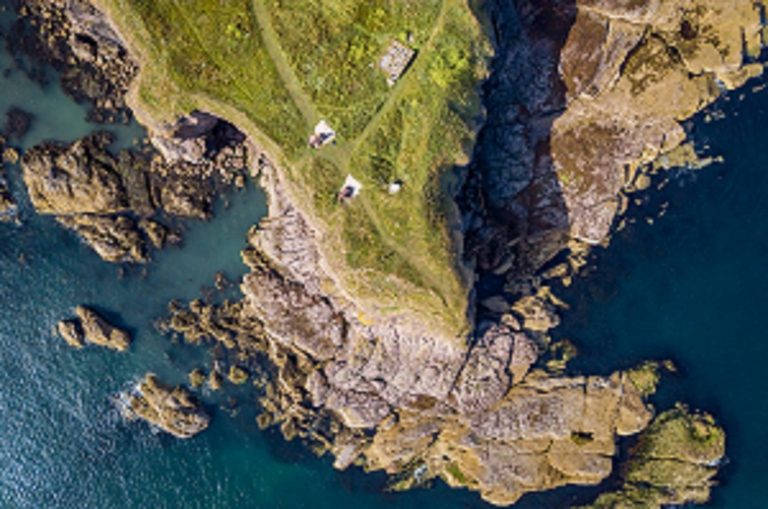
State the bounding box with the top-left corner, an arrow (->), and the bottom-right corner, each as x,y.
3,4 -> 768,509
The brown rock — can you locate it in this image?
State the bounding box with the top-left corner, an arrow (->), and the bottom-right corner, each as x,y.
75,305 -> 130,351
123,374 -> 210,438
56,319 -> 85,348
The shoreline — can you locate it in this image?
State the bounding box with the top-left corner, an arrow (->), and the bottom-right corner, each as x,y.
4,0 -> 766,506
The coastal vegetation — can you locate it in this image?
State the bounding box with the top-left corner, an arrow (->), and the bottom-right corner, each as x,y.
92,0 -> 491,334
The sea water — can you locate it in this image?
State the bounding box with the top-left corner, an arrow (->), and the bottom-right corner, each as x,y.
554,80 -> 768,508
2,4 -> 768,509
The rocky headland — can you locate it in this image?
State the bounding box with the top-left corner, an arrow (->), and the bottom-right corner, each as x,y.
121,374 -> 210,438
578,406 -> 726,508
8,0 -> 764,506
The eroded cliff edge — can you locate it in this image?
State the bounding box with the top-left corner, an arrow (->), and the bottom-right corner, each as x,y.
7,0 -> 766,506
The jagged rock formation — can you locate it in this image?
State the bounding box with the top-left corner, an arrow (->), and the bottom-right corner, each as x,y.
555,0 -> 766,243
75,305 -> 130,351
466,0 -> 767,319
57,306 -> 130,351
17,0 -> 748,505
56,318 -> 85,348
9,0 -> 253,263
157,159 -> 669,505
19,123 -> 249,262
9,0 -> 138,122
122,374 -> 210,438
577,406 -> 726,508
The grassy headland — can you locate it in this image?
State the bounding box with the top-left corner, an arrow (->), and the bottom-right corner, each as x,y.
94,0 -> 491,336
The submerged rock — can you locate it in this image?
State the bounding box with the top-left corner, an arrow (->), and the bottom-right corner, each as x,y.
3,108 -> 33,140
75,305 -> 130,351
188,368 -> 206,388
123,374 -> 210,438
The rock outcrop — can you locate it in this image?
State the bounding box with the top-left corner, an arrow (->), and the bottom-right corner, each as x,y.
122,374 -> 210,438
578,406 -> 726,508
56,319 -> 85,348
57,307 -> 130,351
9,0 -> 138,122
19,121 -> 250,262
74,305 -> 131,351
465,0 -> 767,323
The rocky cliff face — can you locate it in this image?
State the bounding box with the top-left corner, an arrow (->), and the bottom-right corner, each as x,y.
555,0 -> 765,243
466,0 -> 767,319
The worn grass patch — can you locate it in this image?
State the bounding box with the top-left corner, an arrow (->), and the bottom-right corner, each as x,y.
94,0 -> 490,336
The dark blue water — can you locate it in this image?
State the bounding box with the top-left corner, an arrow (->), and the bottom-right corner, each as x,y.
555,81 -> 768,508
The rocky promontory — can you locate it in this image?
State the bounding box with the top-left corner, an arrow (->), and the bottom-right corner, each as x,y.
19,118 -> 251,263
579,406 -> 726,508
121,374 -> 210,438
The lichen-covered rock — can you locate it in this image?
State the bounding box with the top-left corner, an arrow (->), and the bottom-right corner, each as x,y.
577,406 -> 726,509
58,215 -> 146,263
188,368 -> 206,388
57,319 -> 85,349
75,305 -> 130,351
123,374 -> 210,438
553,0 -> 767,244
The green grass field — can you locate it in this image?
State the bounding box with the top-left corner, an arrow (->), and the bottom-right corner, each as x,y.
94,0 -> 490,336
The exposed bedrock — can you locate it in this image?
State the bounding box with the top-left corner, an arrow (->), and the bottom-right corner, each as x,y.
56,305 -> 131,351
7,0 -> 139,123
121,374 -> 210,438
463,0 -> 767,320
19,122 -> 250,262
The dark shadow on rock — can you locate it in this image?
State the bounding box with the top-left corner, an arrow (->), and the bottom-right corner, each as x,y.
460,0 -> 576,330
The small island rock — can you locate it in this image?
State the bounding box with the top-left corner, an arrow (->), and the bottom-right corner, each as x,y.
75,305 -> 131,351
123,374 -> 210,438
